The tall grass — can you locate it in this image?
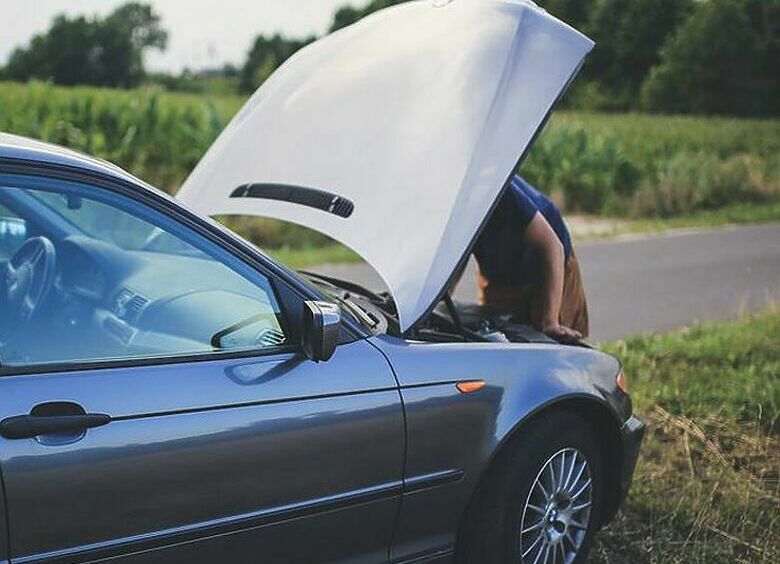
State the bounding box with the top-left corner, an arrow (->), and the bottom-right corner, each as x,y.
2,81 -> 778,251
523,113 -> 780,217
594,311 -> 780,563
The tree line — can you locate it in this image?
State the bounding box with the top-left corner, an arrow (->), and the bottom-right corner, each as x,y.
544,0 -> 779,117
2,0 -> 777,117
2,3 -> 167,88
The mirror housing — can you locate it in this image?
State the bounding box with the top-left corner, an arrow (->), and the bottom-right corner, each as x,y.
302,300 -> 341,362
0,217 -> 27,258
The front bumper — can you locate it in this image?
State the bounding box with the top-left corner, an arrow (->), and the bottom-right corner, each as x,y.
601,414 -> 645,525
619,415 -> 645,496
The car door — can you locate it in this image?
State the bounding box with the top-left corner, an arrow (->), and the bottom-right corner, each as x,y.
0,173 -> 404,563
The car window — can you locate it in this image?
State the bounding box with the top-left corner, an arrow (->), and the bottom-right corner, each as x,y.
0,178 -> 290,369
30,191 -> 207,257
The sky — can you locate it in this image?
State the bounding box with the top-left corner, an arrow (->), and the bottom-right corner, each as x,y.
2,0 -> 368,72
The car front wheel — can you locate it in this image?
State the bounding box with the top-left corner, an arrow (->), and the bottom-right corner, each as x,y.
458,410 -> 604,564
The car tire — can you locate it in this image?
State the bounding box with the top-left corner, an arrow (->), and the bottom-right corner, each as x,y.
458,409 -> 604,564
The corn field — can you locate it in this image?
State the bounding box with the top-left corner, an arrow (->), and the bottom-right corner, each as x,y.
524,112 -> 780,217
1,80 -> 778,227
0,81 -> 241,190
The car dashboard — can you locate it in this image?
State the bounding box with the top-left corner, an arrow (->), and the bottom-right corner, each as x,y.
1,235 -> 285,367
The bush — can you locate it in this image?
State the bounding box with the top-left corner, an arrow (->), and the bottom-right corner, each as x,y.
522,126 -> 641,214
630,153 -> 773,218
520,115 -> 780,218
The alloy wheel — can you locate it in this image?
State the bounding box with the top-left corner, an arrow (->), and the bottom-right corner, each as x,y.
519,448 -> 593,564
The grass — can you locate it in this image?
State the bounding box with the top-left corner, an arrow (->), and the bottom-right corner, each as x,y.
265,244 -> 360,270
552,112 -> 780,164
624,201 -> 780,233
591,310 -> 780,563
566,201 -> 780,243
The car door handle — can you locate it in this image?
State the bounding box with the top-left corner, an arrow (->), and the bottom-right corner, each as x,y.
0,413 -> 111,439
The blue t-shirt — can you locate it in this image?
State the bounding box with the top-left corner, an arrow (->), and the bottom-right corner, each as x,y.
473,176 -> 572,285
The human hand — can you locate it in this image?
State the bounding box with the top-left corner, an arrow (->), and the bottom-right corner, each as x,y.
541,322 -> 582,342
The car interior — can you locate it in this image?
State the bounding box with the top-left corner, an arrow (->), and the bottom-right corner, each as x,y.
0,183 -> 289,369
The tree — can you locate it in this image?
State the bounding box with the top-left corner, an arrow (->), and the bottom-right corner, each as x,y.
329,0 -> 408,32
330,6 -> 363,32
536,0 -> 589,30
582,0 -> 694,108
239,1 -> 407,94
238,34 -> 314,94
5,15 -> 95,86
3,3 -> 167,88
641,0 -> 766,115
98,3 -> 168,87
742,0 -> 780,115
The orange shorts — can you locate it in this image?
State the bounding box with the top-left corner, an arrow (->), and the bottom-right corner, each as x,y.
476,252 -> 589,337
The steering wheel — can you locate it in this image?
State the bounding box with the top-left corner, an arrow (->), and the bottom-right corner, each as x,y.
4,236 -> 57,321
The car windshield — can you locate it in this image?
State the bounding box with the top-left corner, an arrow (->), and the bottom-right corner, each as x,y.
31,191 -> 205,257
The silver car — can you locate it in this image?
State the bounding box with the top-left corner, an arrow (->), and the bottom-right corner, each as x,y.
0,2 -> 643,563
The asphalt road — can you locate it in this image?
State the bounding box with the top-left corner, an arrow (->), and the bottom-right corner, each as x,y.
316,223 -> 780,341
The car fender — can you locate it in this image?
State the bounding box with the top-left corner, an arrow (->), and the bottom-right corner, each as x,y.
368,335 -> 627,561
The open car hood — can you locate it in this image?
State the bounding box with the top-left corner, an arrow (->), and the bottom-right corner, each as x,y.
178,0 -> 593,331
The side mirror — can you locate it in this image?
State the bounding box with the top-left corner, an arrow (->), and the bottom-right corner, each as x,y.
0,217 -> 27,258
302,301 -> 341,362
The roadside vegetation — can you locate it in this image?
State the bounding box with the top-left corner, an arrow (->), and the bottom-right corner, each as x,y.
0,81 -> 241,190
524,112 -> 780,219
2,80 -> 778,266
593,310 -> 779,563
7,1 -> 775,119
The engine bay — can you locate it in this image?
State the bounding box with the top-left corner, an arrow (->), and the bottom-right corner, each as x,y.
300,272 -> 572,346
415,301 -> 560,344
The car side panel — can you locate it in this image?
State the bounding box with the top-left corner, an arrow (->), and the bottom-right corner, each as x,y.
369,337 -> 623,561
0,340 -> 404,562
88,503 -> 403,564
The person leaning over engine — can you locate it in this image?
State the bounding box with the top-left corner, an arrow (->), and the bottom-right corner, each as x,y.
473,175 -> 589,341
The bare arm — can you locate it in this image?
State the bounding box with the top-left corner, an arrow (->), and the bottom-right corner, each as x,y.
523,212 -> 581,340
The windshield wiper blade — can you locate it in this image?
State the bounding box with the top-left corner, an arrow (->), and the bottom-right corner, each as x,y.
335,295 -> 378,328
299,270 -> 387,305
299,271 -> 382,329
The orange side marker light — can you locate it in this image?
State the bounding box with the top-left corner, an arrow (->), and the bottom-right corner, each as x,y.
616,370 -> 629,393
456,380 -> 486,394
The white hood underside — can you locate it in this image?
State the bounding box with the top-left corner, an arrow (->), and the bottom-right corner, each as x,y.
178,0 -> 593,331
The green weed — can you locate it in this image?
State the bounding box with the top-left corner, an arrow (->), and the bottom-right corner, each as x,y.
594,311 -> 780,563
